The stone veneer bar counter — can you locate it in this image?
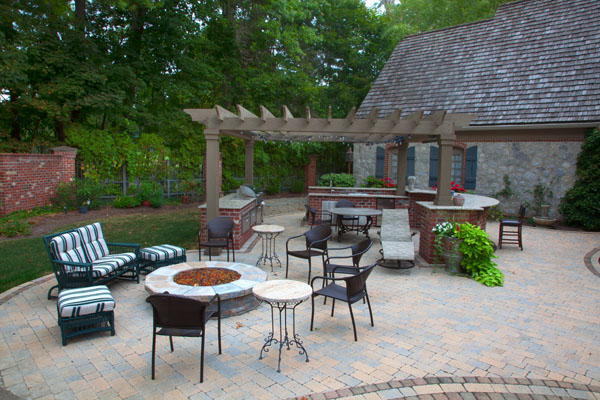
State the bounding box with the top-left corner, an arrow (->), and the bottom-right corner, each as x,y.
416,194 -> 499,263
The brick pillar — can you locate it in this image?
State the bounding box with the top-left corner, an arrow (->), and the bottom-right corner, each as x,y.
417,203 -> 487,264
51,146 -> 78,185
304,155 -> 318,190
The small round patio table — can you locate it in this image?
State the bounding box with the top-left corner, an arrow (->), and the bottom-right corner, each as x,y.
252,224 -> 285,272
252,279 -> 312,372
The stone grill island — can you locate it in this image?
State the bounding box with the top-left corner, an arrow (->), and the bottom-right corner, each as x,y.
144,261 -> 268,317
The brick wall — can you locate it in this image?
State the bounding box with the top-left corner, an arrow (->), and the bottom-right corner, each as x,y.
417,203 -> 487,264
0,147 -> 77,216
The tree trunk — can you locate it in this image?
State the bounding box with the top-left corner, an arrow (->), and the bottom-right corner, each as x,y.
9,91 -> 20,140
55,119 -> 66,142
75,0 -> 86,28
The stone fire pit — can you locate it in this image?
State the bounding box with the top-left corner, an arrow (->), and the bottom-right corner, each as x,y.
144,261 -> 267,317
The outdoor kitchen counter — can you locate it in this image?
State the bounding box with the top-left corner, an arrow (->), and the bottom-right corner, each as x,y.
416,194 -> 499,211
198,193 -> 256,210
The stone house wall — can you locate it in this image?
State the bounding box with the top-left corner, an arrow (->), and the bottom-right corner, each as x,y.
353,139 -> 582,219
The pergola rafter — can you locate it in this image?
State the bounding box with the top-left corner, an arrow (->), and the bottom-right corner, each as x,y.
184,105 -> 476,221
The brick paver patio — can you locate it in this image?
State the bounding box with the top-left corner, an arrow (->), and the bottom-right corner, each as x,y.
1,211 -> 599,399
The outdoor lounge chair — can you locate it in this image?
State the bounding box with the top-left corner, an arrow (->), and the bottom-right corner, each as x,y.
146,293 -> 222,383
43,222 -> 140,299
310,261 -> 377,341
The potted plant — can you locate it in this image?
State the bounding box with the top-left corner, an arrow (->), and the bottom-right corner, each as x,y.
433,221 -> 464,274
433,221 -> 504,286
135,182 -> 155,206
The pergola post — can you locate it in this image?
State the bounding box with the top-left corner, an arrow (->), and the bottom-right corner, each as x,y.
205,130 -> 220,222
435,133 -> 456,206
244,139 -> 254,185
395,142 -> 408,195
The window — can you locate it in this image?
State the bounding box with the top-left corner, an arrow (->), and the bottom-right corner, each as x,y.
429,145 -> 478,189
451,148 -> 463,185
390,147 -> 415,184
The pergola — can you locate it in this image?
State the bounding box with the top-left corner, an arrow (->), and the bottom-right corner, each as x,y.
185,105 -> 476,221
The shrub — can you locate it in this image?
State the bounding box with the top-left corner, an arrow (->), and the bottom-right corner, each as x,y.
363,176 -> 396,188
76,180 -> 104,209
289,180 -> 305,194
318,173 -> 355,187
0,217 -> 31,237
149,188 -> 165,208
52,181 -> 78,210
455,223 -> 503,287
113,195 -> 139,208
559,128 -> 600,230
266,182 -> 280,195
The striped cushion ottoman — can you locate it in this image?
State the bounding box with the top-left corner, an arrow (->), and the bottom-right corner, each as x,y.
140,244 -> 187,273
57,285 -> 115,346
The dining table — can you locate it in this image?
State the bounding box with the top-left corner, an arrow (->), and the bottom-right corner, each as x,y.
330,207 -> 382,239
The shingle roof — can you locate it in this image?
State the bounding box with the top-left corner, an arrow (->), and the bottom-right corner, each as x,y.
358,0 -> 600,126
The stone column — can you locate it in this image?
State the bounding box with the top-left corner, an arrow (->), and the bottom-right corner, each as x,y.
435,132 -> 455,206
205,130 -> 220,222
395,142 -> 408,195
244,139 -> 254,185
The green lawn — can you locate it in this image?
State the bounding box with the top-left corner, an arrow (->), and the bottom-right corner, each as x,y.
0,209 -> 202,294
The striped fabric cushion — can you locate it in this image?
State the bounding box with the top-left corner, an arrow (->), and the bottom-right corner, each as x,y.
91,253 -> 136,277
58,285 -> 115,318
50,232 -> 87,263
77,223 -> 110,262
140,245 -> 186,262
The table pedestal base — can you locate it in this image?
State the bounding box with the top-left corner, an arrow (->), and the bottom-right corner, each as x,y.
259,300 -> 309,372
256,231 -> 282,272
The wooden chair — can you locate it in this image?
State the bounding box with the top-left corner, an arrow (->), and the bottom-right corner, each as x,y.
499,205 -> 526,250
146,293 -> 221,383
285,224 -> 331,284
198,217 -> 235,261
304,204 -> 332,228
310,261 -> 377,341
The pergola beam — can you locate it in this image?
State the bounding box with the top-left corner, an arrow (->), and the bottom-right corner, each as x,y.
184,105 -> 476,219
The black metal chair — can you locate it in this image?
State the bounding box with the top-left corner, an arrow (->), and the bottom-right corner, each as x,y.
146,293 -> 222,383
305,204 -> 332,228
499,205 -> 526,250
198,216 -> 235,261
324,239 -> 373,277
286,224 -> 332,284
310,261 -> 377,341
336,199 -> 359,233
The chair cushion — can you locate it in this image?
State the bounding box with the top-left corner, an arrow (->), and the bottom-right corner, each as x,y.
77,223 -> 110,261
141,245 -> 186,262
501,220 -> 521,226
58,285 -> 115,318
91,252 -> 136,276
50,232 -> 87,263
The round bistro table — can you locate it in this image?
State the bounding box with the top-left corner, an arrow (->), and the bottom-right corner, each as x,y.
252,279 -> 312,372
252,224 -> 285,272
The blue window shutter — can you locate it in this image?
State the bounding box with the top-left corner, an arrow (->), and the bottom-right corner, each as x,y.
464,146 -> 478,190
405,146 -> 415,184
429,146 -> 438,187
375,146 -> 385,179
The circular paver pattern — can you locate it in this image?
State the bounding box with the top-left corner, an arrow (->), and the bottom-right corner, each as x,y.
144,261 -> 267,316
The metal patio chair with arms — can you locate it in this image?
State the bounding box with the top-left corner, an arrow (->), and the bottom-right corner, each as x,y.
198,216 -> 235,261
285,224 -> 332,284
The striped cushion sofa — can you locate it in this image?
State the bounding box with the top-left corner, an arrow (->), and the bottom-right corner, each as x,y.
43,222 -> 140,299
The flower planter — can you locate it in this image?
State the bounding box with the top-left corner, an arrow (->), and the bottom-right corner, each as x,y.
141,200 -> 151,207
441,236 -> 464,275
453,194 -> 465,206
78,206 -> 88,214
